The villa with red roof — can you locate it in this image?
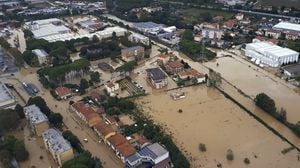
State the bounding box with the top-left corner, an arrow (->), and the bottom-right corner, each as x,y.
55,86 -> 72,100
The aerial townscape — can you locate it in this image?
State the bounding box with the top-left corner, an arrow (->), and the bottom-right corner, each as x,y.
1,0 -> 300,168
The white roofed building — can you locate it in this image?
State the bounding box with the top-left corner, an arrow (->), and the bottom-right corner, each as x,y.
32,49 -> 48,65
273,22 -> 300,33
42,129 -> 74,166
24,104 -> 49,136
0,82 -> 17,109
245,42 -> 299,67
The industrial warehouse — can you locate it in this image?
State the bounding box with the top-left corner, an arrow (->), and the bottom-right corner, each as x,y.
245,41 -> 299,67
24,18 -> 127,42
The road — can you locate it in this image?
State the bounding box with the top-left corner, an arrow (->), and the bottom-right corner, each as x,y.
5,69 -> 123,168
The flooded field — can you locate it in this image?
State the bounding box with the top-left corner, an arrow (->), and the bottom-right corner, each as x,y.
204,55 -> 300,124
137,86 -> 300,168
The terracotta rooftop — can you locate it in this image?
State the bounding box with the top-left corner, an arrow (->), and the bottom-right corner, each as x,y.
105,115 -> 117,124
94,121 -> 115,137
158,53 -> 176,59
55,86 -> 71,97
165,60 -> 184,69
108,133 -> 128,147
115,141 -> 136,157
178,68 -> 205,78
106,82 -> 116,89
72,102 -> 98,120
137,135 -> 150,146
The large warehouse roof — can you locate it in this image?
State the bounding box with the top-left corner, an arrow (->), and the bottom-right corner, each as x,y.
246,42 -> 298,58
273,22 -> 300,32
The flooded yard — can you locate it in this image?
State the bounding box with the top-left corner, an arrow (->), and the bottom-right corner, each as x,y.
204,55 -> 300,124
137,86 -> 300,168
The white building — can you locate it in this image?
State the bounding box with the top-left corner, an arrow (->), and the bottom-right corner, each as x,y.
105,82 -> 119,97
0,82 -> 16,109
245,42 -> 299,67
273,22 -> 300,33
42,128 -> 74,166
24,105 -> 49,136
32,49 -> 48,65
128,33 -> 150,46
201,29 -> 224,39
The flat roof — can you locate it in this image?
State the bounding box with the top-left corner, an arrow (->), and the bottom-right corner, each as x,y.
24,104 -> 48,124
283,64 -> 300,76
42,128 -> 73,154
32,49 -> 48,58
0,82 -> 15,105
133,22 -> 164,29
273,22 -> 300,32
246,42 -> 299,58
138,143 -> 168,160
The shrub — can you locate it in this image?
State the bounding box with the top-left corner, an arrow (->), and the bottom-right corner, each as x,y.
226,149 -> 234,161
244,158 -> 250,164
199,143 -> 206,152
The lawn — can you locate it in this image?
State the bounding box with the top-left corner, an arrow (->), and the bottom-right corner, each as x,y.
258,0 -> 300,9
178,8 -> 235,24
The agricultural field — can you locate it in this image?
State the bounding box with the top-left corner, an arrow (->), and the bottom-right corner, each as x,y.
258,0 -> 300,9
178,8 -> 235,24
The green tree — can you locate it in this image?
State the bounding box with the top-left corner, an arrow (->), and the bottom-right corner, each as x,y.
49,113 -> 63,128
23,29 -> 33,39
182,29 -> 194,41
13,141 -> 29,161
79,79 -> 89,95
14,104 -> 25,119
62,130 -> 81,151
27,96 -> 52,116
0,109 -> 20,133
90,72 -> 100,83
116,61 -> 137,72
254,93 -> 277,114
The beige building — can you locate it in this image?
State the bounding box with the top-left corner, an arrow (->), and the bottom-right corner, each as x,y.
42,128 -> 74,166
24,105 -> 49,136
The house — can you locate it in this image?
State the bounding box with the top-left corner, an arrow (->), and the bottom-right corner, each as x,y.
42,129 -> 74,166
201,29 -> 224,39
107,133 -> 136,162
282,64 -> 300,79
55,86 -> 72,100
213,16 -> 224,22
165,61 -> 184,74
146,67 -> 168,89
71,102 -> 102,127
105,81 -> 119,97
143,6 -> 162,13
104,115 -> 117,125
136,135 -> 150,149
194,34 -> 203,42
32,49 -> 48,65
223,19 -> 238,29
24,105 -> 49,136
178,68 -> 206,83
253,36 -> 278,45
126,143 -> 172,168
93,120 -> 116,141
156,53 -> 176,64
235,13 -> 244,21
194,23 -> 220,31
89,89 -> 107,103
210,39 -> 225,48
128,33 -> 150,46
285,32 -> 299,40
265,29 -> 281,39
121,46 -> 145,62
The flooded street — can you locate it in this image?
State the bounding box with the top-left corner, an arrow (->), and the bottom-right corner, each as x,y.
137,86 -> 300,168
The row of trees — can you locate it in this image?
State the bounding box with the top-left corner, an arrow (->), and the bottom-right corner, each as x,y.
27,96 -> 63,128
0,37 -> 24,66
254,93 -> 300,137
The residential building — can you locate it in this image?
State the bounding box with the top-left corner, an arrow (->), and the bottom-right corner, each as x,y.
42,129 -> 74,166
71,102 -> 102,127
146,67 -> 168,89
32,49 -> 48,65
156,53 -> 176,64
126,143 -> 172,168
223,19 -> 238,29
265,29 -> 281,39
128,33 -> 150,46
210,39 -> 225,48
245,42 -> 299,67
24,105 -> 49,136
285,32 -> 299,40
194,34 -> 203,42
282,64 -> 300,78
165,61 -> 184,74
0,82 -> 17,109
253,36 -> 278,45
178,68 -> 206,83
55,86 -> 72,100
105,81 -> 119,97
107,133 -> 136,162
93,120 -> 116,141
142,6 -> 162,13
201,29 -> 224,39
235,13 -> 244,20
121,46 -> 145,62
194,23 -> 220,31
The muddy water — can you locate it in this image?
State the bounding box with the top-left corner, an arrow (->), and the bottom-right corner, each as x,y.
137,86 -> 300,168
204,56 -> 300,124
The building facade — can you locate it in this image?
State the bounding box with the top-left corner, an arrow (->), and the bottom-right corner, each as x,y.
146,67 -> 168,89
121,46 -> 145,62
24,105 -> 49,136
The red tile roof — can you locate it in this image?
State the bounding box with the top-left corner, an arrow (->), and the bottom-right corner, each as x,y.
72,102 -> 100,125
115,141 -> 136,157
105,115 -> 117,124
165,61 -> 184,69
137,135 -> 150,146
94,120 -> 115,137
108,133 -> 128,147
55,86 -> 71,97
158,53 -> 176,59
